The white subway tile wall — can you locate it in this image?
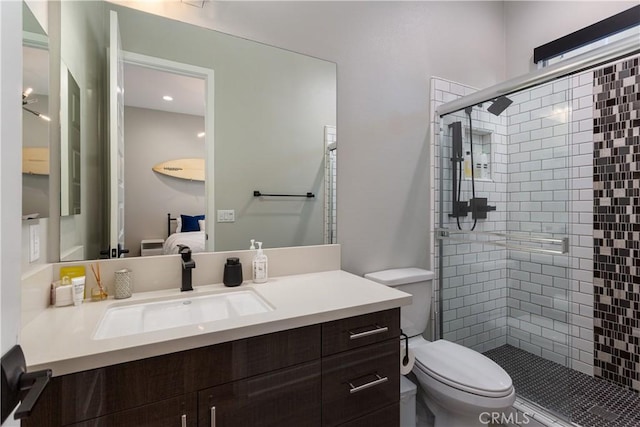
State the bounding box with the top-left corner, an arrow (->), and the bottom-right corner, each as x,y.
431,71 -> 594,375
324,126 -> 337,244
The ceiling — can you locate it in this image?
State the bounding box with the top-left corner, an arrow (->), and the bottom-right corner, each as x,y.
123,63 -> 205,117
22,49 -> 205,117
23,45 -> 49,95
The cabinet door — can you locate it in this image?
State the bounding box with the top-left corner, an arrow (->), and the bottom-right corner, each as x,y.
198,361 -> 321,427
68,394 -> 197,427
22,352 -> 187,427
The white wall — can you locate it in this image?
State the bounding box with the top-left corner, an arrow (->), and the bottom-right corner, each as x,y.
504,1 -> 637,77
1,0 -> 23,356
112,0 -> 507,275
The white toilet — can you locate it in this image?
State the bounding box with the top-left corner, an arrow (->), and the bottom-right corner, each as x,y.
365,268 -> 515,427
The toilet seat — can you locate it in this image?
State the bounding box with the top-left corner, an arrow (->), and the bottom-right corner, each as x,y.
411,339 -> 513,398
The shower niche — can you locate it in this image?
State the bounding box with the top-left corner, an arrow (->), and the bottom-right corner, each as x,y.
462,126 -> 493,182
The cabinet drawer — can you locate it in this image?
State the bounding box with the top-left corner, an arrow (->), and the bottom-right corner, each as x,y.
322,308 -> 400,356
67,394 -> 197,427
322,340 -> 399,427
337,403 -> 399,427
198,360 -> 321,427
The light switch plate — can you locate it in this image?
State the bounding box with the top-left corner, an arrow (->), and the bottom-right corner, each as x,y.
217,209 -> 235,223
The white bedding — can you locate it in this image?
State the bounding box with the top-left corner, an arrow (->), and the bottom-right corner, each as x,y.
163,231 -> 206,255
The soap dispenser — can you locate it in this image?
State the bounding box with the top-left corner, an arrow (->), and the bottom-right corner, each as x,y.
252,242 -> 268,284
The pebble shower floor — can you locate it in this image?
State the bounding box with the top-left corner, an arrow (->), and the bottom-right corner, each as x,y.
484,345 -> 640,427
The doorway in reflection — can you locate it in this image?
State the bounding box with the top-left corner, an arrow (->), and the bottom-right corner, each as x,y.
122,62 -> 206,257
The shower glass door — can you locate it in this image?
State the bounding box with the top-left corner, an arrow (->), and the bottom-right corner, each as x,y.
435,77 -> 574,420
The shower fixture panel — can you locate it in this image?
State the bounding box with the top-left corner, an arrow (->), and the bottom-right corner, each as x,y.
448,121 -> 469,219
448,115 -> 496,229
469,197 -> 496,220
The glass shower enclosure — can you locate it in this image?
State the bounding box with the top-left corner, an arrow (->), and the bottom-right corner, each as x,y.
432,35 -> 638,424
435,77 -> 574,419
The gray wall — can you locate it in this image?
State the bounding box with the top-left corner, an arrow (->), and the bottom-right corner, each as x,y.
124,106 -> 205,256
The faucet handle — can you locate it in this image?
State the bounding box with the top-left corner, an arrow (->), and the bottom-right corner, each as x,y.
177,245 -> 192,262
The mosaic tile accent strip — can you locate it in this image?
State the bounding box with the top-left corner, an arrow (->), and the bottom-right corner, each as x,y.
485,345 -> 640,427
592,55 -> 640,393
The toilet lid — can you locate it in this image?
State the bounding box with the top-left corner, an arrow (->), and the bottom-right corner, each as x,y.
412,340 -> 513,397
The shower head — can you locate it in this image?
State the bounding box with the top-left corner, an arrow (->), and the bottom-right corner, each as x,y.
487,96 -> 513,116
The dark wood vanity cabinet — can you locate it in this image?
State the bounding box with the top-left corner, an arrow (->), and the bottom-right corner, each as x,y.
22,309 -> 400,427
321,309 -> 401,426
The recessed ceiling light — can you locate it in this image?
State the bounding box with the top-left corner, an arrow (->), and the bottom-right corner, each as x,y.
163,95 -> 173,101
197,132 -> 205,138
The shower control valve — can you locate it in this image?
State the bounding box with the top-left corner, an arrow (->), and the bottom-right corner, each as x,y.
470,198 -> 496,220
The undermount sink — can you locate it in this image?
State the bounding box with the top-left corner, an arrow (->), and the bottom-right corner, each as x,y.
93,290 -> 273,340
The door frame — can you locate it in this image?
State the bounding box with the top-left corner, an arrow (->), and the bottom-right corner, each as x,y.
120,51 -> 215,251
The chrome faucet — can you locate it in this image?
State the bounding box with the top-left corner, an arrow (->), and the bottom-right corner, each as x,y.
178,245 -> 195,292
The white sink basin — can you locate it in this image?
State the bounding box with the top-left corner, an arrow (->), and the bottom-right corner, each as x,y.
93,290 -> 273,340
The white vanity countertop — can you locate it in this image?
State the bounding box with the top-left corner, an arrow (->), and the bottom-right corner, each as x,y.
21,270 -> 411,376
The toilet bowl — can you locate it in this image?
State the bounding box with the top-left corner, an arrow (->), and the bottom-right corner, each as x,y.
365,268 -> 516,427
410,337 -> 515,427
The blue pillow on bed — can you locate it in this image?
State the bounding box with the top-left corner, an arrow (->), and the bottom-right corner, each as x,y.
180,214 -> 205,232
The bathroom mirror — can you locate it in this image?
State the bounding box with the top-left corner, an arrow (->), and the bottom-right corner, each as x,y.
22,3 -> 50,219
47,1 -> 337,262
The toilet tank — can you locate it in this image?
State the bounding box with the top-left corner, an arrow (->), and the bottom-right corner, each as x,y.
364,268 -> 435,338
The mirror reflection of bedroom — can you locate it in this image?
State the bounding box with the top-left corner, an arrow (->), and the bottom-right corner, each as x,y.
123,63 -> 206,257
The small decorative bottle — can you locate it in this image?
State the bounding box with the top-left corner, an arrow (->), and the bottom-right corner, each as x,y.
252,242 -> 268,284
463,151 -> 472,179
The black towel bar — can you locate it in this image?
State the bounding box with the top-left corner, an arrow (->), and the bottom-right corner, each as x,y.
253,191 -> 315,198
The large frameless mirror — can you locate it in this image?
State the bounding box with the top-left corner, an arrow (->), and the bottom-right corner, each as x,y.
38,0 -> 337,263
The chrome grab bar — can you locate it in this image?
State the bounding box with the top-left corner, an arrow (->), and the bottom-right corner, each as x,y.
436,228 -> 569,255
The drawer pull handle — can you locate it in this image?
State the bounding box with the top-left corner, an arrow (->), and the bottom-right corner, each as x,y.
348,374 -> 388,394
181,414 -> 187,427
210,406 -> 216,427
348,325 -> 388,340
